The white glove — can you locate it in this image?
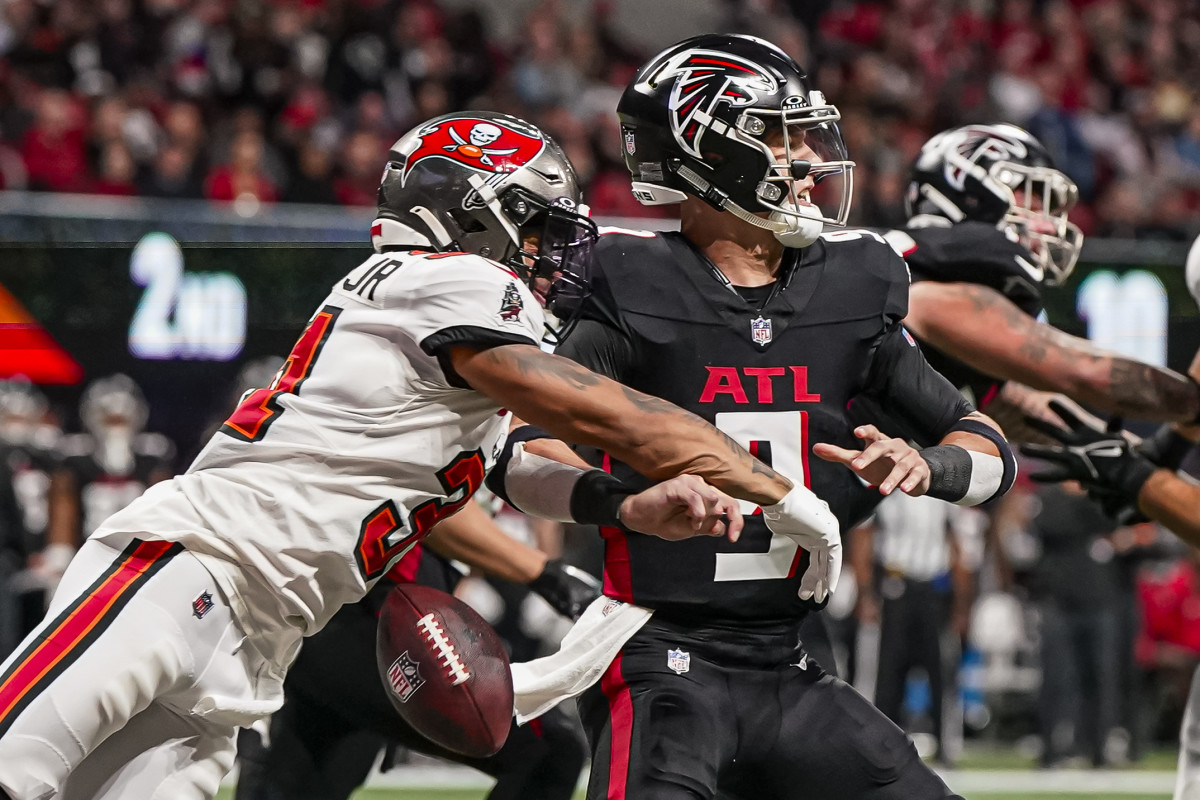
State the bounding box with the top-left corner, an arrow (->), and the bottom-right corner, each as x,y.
761,486 -> 841,603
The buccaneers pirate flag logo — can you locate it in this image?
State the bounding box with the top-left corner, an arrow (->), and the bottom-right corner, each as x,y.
403,118 -> 546,183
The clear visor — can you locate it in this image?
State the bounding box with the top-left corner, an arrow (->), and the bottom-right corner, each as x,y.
991,161 -> 1083,285
741,109 -> 855,228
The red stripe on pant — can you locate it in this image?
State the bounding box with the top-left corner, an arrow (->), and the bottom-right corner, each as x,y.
0,539 -> 180,731
600,651 -> 633,800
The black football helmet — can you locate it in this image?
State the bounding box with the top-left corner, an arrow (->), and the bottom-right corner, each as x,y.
906,123 -> 1083,285
618,34 -> 854,248
374,111 -> 598,343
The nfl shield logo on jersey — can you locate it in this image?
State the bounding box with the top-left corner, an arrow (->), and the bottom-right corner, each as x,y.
667,648 -> 691,675
750,316 -> 773,346
192,590 -> 214,619
387,651 -> 427,703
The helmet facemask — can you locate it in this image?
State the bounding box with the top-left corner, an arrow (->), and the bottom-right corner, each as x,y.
740,104 -> 854,247
654,93 -> 854,249
991,161 -> 1083,285
497,187 -> 598,345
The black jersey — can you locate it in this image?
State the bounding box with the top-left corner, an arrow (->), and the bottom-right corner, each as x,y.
556,229 -> 973,625
883,221 -> 1045,407
1,434 -> 60,556
58,432 -> 174,542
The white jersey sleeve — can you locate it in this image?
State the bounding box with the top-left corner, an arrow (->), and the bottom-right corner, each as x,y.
338,251 -> 544,385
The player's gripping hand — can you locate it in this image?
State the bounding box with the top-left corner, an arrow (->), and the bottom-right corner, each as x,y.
813,425 -> 931,496
528,559 -> 602,620
1020,399 -> 1158,522
619,474 -> 745,543
761,486 -> 841,603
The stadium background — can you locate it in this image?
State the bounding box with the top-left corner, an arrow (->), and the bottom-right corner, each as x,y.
3,0 -> 1200,797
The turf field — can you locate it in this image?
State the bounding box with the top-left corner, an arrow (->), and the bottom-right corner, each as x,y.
217,791 -> 1171,800
214,748 -> 1182,799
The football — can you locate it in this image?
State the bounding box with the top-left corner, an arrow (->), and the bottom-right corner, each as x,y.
376,583 -> 514,758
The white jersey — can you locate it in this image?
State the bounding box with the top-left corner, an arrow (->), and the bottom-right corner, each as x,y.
94,249 -> 544,670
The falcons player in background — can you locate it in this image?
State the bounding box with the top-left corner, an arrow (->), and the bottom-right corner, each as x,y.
514,34 -> 1015,800
50,374 -> 174,560
0,110 -> 842,800
0,382 -> 60,658
882,123 -> 1200,441
843,123 -> 1200,763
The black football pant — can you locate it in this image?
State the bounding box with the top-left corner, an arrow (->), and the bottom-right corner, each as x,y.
235,594 -> 586,800
874,576 -> 952,752
579,615 -> 960,800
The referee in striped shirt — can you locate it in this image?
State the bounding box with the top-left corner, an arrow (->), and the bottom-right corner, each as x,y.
852,491 -> 982,764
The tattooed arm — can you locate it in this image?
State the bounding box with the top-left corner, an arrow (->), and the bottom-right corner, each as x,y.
983,382 -> 1108,446
449,343 -> 792,506
906,281 -> 1200,422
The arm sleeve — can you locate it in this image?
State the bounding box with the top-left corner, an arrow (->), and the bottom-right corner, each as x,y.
860,322 -> 975,442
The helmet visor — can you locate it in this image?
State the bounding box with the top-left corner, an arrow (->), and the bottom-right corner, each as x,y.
745,111 -> 855,227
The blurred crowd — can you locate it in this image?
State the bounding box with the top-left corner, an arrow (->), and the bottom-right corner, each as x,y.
1,0 -> 1200,237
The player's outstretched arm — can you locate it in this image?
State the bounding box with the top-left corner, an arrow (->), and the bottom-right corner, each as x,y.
906,281 -> 1200,423
1020,400 -> 1200,548
456,343 -> 843,601
451,343 -> 790,505
1138,470 -> 1200,548
813,412 -> 1012,504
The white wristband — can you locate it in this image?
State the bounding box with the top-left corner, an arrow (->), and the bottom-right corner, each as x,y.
956,451 -> 1004,506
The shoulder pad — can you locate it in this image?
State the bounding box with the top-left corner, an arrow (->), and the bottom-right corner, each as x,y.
902,222 -> 1043,309
135,432 -> 176,461
57,433 -> 95,458
29,425 -> 61,452
811,229 -> 911,322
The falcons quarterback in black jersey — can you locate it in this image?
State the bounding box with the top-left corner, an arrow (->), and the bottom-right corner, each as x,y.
510,34 -> 1017,800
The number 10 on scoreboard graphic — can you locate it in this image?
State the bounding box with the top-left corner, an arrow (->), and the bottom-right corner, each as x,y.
712,410 -> 810,582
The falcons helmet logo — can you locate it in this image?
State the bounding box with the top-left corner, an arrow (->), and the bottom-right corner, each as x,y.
654,49 -> 779,158
939,126 -> 1029,192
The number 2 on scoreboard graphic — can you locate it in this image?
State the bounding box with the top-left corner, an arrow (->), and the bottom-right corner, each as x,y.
221,305 -> 341,442
712,410 -> 810,582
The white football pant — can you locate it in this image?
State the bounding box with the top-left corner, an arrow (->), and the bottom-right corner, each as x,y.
0,536 -> 271,800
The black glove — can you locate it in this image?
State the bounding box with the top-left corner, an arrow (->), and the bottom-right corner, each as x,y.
1020,399 -> 1158,524
527,558 -> 602,620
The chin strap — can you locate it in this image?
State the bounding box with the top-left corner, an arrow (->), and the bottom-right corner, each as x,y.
676,164 -> 823,248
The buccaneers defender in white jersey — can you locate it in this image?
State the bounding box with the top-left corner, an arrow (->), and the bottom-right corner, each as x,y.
0,112 -> 840,800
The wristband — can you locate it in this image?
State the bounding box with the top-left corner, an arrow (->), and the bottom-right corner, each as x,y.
569,470 -> 635,529
1140,424 -> 1196,470
947,418 -> 1016,501
920,445 -> 974,503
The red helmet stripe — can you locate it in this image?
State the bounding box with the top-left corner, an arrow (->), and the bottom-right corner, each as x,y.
687,57 -> 756,72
